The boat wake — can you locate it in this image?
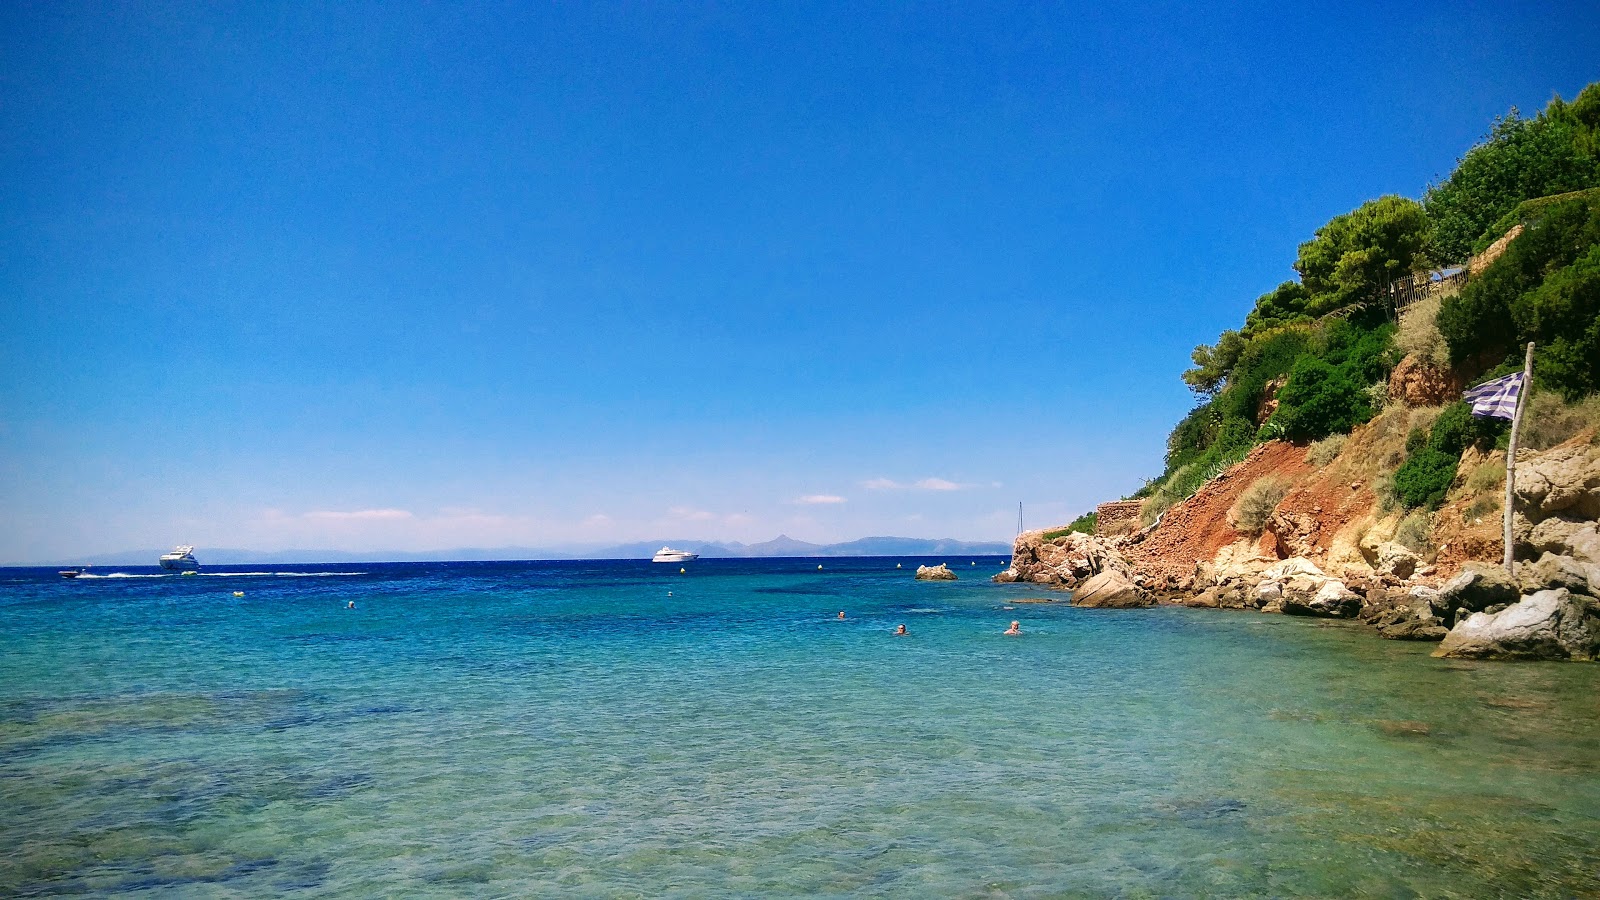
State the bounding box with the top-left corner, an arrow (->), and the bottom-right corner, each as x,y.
74,571 -> 368,579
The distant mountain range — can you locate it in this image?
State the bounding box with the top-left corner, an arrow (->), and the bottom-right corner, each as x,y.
26,535 -> 1012,567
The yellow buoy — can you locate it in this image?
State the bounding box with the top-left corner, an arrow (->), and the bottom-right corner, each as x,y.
233,591 -> 244,597
896,563 -> 902,569
680,567 -> 686,574
817,564 -> 823,570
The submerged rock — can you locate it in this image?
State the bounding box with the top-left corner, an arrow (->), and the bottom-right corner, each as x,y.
1362,586 -> 1449,640
1070,570 -> 1154,608
914,564 -> 957,581
1434,589 -> 1600,660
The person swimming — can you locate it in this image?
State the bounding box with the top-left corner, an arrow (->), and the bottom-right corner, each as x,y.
894,624 -> 908,636
347,600 -> 356,610
1004,620 -> 1022,636
837,611 -> 846,620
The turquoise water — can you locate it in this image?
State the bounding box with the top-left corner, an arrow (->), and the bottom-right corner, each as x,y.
2,558 -> 1598,897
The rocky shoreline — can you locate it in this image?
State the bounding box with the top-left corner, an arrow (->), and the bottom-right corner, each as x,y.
997,432 -> 1600,662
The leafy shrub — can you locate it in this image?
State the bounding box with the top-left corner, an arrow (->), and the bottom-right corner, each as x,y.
1320,319 -> 1399,384
1228,477 -> 1288,537
1426,91 -> 1600,262
1390,401 -> 1499,509
1393,448 -> 1458,509
1165,402 -> 1221,470
1214,326 -> 1314,425
1268,357 -> 1375,441
1215,416 -> 1257,455
1306,434 -> 1347,468
1474,187 -> 1600,255
1438,196 -> 1600,390
1428,401 -> 1503,456
1063,511 -> 1098,536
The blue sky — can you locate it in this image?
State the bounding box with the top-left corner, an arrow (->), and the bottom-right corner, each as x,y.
2,2 -> 1597,562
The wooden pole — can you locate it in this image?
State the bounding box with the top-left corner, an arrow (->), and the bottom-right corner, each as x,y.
1503,341 -> 1535,574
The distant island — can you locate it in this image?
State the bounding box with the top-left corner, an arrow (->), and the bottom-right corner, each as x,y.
27,535 -> 1011,567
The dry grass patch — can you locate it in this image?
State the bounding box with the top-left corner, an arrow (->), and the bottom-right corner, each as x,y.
1394,510 -> 1433,553
1520,393 -> 1600,451
1465,460 -> 1505,493
1394,288 -> 1456,369
1307,434 -> 1347,468
1228,476 -> 1289,537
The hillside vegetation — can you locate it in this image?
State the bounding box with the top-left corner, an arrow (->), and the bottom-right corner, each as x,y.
1126,81 -> 1600,527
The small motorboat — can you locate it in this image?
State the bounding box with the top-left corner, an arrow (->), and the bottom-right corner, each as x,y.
59,568 -> 84,579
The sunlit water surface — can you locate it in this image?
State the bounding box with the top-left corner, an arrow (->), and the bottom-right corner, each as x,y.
2,558 -> 1597,897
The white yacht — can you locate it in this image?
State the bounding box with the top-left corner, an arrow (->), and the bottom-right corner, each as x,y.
158,545 -> 200,571
651,546 -> 699,563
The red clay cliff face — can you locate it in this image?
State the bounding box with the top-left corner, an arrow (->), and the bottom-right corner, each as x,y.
1126,441 -> 1313,589
1387,355 -> 1464,407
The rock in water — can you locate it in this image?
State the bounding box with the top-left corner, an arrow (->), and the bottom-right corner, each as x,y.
1070,570 -> 1154,608
915,564 -> 958,581
1434,589 -> 1600,660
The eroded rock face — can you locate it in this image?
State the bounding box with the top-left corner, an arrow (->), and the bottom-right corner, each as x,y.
1434,589 -> 1600,660
1283,579 -> 1362,618
1387,354 -> 1464,407
1527,515 -> 1589,557
1070,570 -> 1154,608
1437,562 -> 1520,613
995,529 -> 1130,589
1373,542 -> 1420,580
1515,439 -> 1600,522
915,564 -> 957,581
1517,552 -> 1591,596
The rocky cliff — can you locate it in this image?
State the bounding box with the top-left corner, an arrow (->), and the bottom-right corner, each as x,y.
1002,414 -> 1600,662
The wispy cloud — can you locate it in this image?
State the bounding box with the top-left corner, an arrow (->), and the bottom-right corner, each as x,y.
862,477 -> 972,491
303,508 -> 414,521
795,494 -> 847,505
667,506 -> 717,522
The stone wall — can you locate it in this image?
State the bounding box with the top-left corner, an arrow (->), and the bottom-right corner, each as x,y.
1096,500 -> 1144,535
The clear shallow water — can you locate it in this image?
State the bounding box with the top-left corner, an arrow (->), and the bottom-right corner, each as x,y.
2,558 -> 1597,898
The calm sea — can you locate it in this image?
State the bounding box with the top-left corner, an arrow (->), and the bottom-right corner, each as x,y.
2,558 -> 1597,897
